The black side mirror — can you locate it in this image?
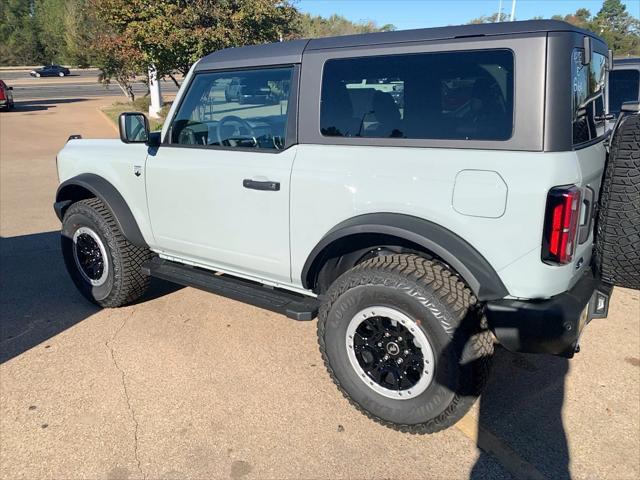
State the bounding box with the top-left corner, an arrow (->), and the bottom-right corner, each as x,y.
119,112 -> 149,144
8,86 -> 13,90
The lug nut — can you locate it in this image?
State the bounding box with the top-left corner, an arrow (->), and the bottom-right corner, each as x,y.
398,336 -> 403,341
384,332 -> 390,337
377,342 -> 383,347
404,349 -> 410,355
383,354 -> 389,360
397,358 -> 403,364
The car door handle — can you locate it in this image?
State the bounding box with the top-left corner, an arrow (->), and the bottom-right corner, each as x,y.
243,179 -> 280,191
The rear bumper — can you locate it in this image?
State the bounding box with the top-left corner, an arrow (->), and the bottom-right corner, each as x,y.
485,270 -> 608,357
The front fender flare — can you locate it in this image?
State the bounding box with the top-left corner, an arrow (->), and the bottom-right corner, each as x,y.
55,173 -> 148,248
301,213 -> 509,301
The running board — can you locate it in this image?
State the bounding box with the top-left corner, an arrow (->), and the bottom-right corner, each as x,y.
142,257 -> 318,321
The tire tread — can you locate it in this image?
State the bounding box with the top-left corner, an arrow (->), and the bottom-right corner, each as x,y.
318,254 -> 493,434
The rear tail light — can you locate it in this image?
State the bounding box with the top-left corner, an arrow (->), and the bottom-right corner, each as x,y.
542,186 -> 582,265
0,88 -> 5,101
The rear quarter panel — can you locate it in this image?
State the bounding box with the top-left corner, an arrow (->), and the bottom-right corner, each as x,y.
290,144 -> 600,299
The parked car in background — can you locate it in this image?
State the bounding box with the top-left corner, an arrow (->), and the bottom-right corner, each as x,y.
0,80 -> 14,111
609,58 -> 640,115
30,65 -> 71,78
224,76 -> 284,104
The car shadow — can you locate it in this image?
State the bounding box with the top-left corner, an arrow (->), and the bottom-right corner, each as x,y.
11,98 -> 88,112
0,231 -> 181,364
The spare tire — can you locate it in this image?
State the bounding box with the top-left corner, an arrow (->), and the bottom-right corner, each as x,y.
595,114 -> 640,290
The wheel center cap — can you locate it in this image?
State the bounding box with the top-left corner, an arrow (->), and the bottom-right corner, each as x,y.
386,342 -> 400,356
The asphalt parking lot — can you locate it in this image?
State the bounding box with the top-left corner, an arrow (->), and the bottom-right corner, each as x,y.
0,86 -> 639,479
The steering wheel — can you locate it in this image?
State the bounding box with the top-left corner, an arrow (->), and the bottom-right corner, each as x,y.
216,115 -> 257,147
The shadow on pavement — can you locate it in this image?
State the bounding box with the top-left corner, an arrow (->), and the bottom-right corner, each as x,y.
12,98 -> 88,112
0,231 -> 181,364
471,347 -> 570,479
433,309 -> 570,478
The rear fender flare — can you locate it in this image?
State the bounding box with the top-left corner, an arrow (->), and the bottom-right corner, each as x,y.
301,213 -> 509,301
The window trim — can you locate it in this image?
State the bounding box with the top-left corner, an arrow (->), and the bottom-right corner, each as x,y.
318,48 -> 516,143
163,64 -> 300,154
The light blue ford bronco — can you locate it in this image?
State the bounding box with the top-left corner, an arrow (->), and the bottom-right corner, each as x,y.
55,21 -> 640,433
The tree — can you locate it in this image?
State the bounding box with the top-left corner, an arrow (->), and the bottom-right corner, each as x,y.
592,0 -> 640,56
63,0 -> 96,67
469,1 -> 640,56
90,0 -> 299,91
34,0 -> 67,63
296,13 -> 395,37
468,12 -> 509,24
0,0 -> 45,65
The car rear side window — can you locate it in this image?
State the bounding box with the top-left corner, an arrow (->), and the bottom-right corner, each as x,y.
609,69 -> 640,114
571,49 -> 607,145
169,67 -> 293,150
320,49 -> 514,141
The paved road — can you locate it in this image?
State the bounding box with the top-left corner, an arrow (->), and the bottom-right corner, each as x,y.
1,69 -> 180,100
0,97 -> 639,480
0,68 -> 99,82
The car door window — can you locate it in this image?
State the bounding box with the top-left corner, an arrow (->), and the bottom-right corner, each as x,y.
169,67 -> 293,150
320,49 -> 514,141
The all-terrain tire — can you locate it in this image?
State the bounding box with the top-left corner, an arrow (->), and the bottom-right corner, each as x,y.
61,198 -> 153,307
595,114 -> 640,290
318,254 -> 493,434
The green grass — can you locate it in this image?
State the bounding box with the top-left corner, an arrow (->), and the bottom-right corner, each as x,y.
102,97 -> 172,131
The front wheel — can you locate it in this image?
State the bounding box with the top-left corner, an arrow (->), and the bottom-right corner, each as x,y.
318,254 -> 493,433
61,198 -> 153,307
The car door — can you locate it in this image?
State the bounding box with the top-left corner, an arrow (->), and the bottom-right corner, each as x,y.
146,65 -> 297,285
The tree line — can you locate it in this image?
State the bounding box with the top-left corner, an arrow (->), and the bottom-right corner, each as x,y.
469,0 -> 639,56
0,1 -> 394,67
1,0 -> 638,100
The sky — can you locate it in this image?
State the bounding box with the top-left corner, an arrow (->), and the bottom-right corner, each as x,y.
296,0 -> 640,30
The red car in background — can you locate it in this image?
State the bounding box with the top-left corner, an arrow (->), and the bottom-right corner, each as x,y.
0,80 -> 15,111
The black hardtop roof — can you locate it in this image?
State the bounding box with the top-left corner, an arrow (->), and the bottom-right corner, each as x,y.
195,20 -> 603,71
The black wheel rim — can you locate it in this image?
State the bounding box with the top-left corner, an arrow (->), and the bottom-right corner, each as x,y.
75,233 -> 104,280
347,306 -> 434,399
72,227 -> 108,286
354,316 -> 425,390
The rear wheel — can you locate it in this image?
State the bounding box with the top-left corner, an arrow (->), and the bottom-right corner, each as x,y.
318,254 -> 493,433
596,114 -> 640,289
58,71 -> 64,77
61,198 -> 153,307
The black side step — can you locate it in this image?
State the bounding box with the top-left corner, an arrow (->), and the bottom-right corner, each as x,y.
142,257 -> 318,321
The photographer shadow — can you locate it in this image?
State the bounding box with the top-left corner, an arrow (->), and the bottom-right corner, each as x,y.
470,347 -> 570,480
436,307 -> 570,479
